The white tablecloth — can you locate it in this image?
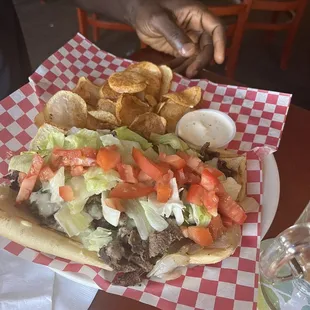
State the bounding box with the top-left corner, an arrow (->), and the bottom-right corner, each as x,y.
0,244 -> 98,310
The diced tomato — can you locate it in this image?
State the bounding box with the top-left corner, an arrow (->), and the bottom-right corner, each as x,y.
186,184 -> 205,206
159,153 -> 186,170
178,151 -> 203,173
39,166 -> 55,182
187,226 -> 213,247
218,194 -> 247,225
208,215 -> 226,240
16,154 -> 44,203
177,151 -> 223,178
221,215 -> 234,228
204,165 -> 224,178
132,148 -> 163,181
105,198 -> 125,212
70,165 -> 85,176
52,149 -> 97,167
18,172 -> 26,185
175,169 -> 186,187
202,190 -> 219,216
117,163 -> 138,183
156,161 -> 170,175
81,147 -> 97,158
201,168 -> 219,191
59,185 -> 75,201
109,182 -> 154,199
137,170 -> 153,182
184,167 -> 201,184
96,146 -> 121,171
156,170 -> 173,203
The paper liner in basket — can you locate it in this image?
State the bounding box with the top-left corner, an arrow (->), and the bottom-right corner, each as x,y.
0,33 -> 291,310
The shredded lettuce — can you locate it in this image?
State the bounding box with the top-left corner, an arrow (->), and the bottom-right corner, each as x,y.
221,177 -> 242,201
140,200 -> 168,231
114,126 -> 152,150
54,205 -> 93,237
80,227 -> 112,252
150,133 -> 189,151
143,147 -> 159,162
157,144 -> 176,155
30,124 -> 65,151
100,134 -> 122,147
125,199 -> 154,240
185,204 -> 211,227
120,140 -> 142,165
148,178 -> 185,226
48,167 -> 65,203
8,153 -> 34,173
83,167 -> 120,194
64,128 -> 100,149
100,134 -> 141,165
101,192 -> 121,227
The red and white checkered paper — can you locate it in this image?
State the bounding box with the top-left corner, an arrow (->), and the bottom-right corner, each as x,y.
0,33 -> 291,310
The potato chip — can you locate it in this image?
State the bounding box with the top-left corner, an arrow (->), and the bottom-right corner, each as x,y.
163,86 -> 202,108
86,112 -> 118,130
145,94 -> 157,108
72,77 -> 101,107
130,112 -> 166,138
126,62 -> 162,100
88,110 -> 119,127
116,94 -> 151,126
44,90 -> 87,130
156,102 -> 166,114
99,81 -> 119,101
97,98 -> 116,115
159,65 -> 173,99
108,71 -> 147,93
34,111 -> 45,128
159,99 -> 192,132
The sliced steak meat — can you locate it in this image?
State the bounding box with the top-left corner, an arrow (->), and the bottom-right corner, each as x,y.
128,254 -> 153,272
112,269 -> 145,287
100,221 -> 183,285
128,229 -> 148,255
217,159 -> 236,178
4,171 -> 20,191
149,220 -> 184,258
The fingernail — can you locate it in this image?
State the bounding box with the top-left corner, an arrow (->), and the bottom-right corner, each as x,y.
181,43 -> 195,57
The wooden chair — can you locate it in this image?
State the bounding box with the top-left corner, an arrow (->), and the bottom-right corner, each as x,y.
76,5 -> 248,78
244,0 -> 308,70
76,8 -> 146,49
208,4 -> 248,77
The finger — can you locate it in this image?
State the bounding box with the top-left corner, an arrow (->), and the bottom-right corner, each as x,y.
174,56 -> 196,75
186,33 -> 213,78
201,12 -> 226,64
212,24 -> 226,64
151,12 -> 197,57
165,56 -> 187,69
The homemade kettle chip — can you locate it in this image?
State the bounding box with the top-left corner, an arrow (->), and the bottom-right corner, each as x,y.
108,71 -> 147,93
159,65 -> 173,100
129,112 -> 167,138
116,94 -> 151,126
72,76 -> 101,107
97,98 -> 117,115
44,90 -> 87,130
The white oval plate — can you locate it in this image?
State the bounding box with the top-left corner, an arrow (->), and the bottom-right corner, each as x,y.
51,154 -> 280,289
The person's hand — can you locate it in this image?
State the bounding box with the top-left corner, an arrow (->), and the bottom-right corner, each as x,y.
129,0 -> 226,78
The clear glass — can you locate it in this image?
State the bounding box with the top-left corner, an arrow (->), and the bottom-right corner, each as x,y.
259,201 -> 310,309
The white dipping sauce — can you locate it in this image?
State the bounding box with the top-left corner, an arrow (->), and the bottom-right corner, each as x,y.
176,109 -> 236,148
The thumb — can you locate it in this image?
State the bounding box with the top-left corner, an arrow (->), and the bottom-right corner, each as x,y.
151,11 -> 197,57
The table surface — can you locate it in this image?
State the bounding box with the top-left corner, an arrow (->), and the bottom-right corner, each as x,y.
89,48 -> 310,310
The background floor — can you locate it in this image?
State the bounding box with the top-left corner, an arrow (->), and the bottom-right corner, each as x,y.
15,0 -> 310,109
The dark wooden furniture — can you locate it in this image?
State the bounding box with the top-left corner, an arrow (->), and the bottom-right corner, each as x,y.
244,0 -> 308,70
